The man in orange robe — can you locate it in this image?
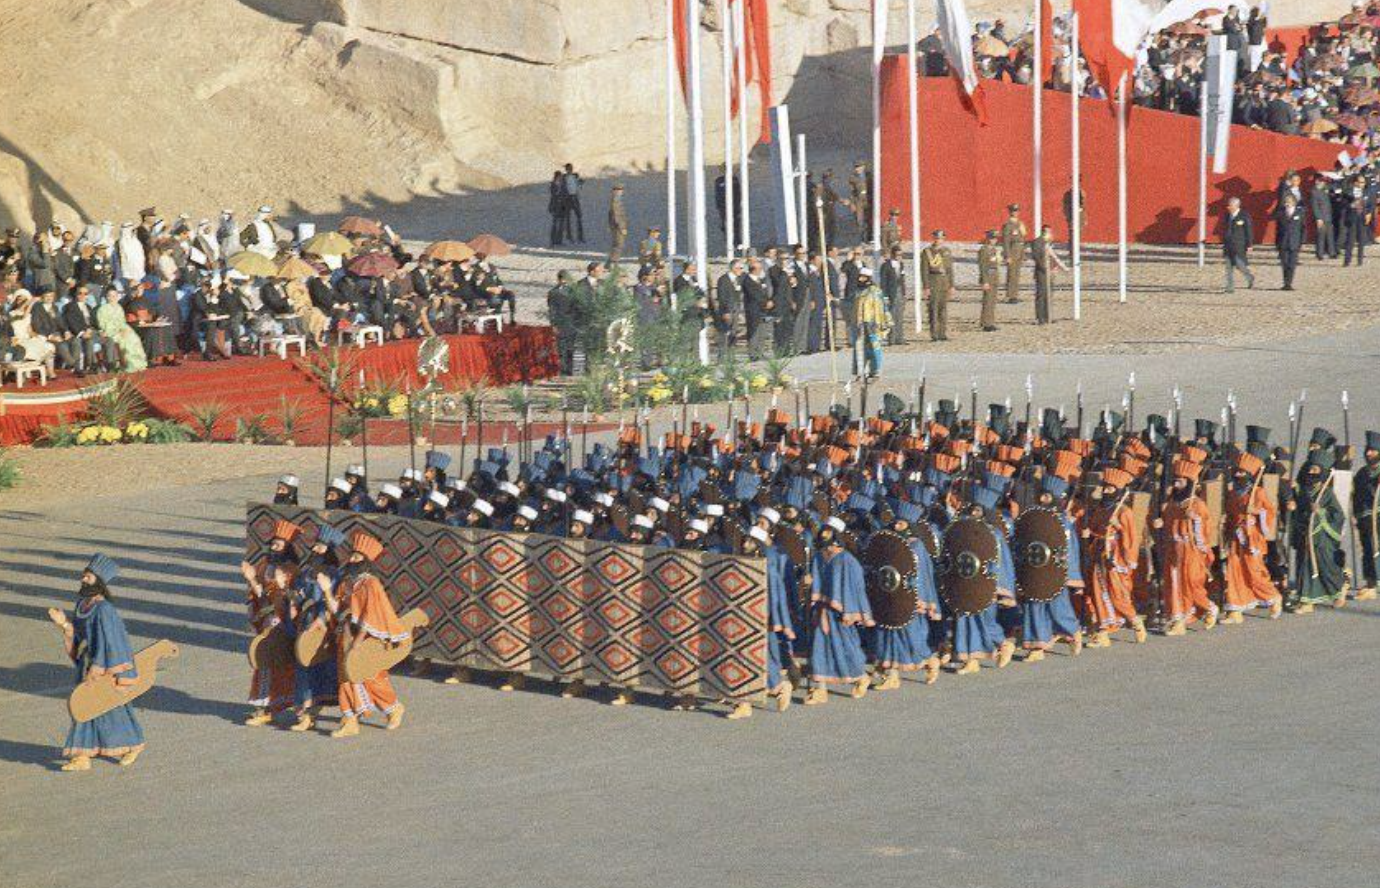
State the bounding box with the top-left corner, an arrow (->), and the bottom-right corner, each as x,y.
1081,468 -> 1147,647
331,531 -> 408,738
1155,459 -> 1219,635
1223,451 -> 1284,621
242,519 -> 300,726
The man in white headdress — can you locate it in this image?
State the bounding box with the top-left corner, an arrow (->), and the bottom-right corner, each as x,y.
240,205 -> 278,258
115,222 -> 146,284
217,210 -> 241,257
192,219 -> 221,274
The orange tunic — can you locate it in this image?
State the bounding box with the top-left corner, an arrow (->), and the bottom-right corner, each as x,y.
1224,484 -> 1281,610
1083,498 -> 1140,629
248,559 -> 297,712
337,571 -> 406,719
1159,496 -> 1217,623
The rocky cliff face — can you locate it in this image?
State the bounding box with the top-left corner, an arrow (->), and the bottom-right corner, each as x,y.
0,0 -> 1352,231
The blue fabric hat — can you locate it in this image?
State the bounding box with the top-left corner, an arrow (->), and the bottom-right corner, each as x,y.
895,501 -> 923,523
532,451 -> 554,470
785,475 -> 813,510
731,471 -> 762,502
858,479 -> 882,500
758,451 -> 778,472
971,486 -> 1001,513
923,467 -> 952,490
487,447 -> 510,467
86,554 -> 119,585
520,462 -> 547,484
1042,474 -> 1070,499
425,451 -> 452,472
477,460 -> 500,478
983,471 -> 1012,494
676,465 -> 707,499
845,493 -> 876,515
637,456 -> 662,478
814,459 -> 836,479
917,487 -> 938,509
315,524 -> 347,547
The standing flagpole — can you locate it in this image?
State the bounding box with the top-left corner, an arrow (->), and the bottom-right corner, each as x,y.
1032,0 -> 1043,231
720,0 -> 735,259
871,0 -> 886,252
1117,73 -> 1128,304
687,0 -> 709,288
1071,11 -> 1082,322
907,0 -> 923,335
1198,79 -> 1209,268
665,0 -> 678,264
734,0 -> 751,253
796,133 -> 808,236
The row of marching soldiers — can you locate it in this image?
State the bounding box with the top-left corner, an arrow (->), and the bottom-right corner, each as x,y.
259,396 -> 1377,721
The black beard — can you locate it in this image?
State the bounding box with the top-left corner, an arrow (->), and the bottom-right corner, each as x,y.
78,581 -> 101,599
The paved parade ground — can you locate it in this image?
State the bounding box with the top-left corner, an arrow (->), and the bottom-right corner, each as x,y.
3,318 -> 1380,888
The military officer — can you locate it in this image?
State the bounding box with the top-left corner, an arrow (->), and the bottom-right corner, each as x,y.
1030,224 -> 1067,325
608,184 -> 629,264
1000,203 -> 1028,303
880,208 -> 902,255
546,270 -> 578,373
848,161 -> 871,240
976,229 -> 1002,332
919,230 -> 953,342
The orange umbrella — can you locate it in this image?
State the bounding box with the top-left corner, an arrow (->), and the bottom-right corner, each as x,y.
424,240 -> 476,263
339,216 -> 384,237
346,252 -> 399,277
467,233 -> 513,257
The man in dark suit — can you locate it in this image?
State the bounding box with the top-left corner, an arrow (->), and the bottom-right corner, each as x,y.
1339,182 -> 1371,267
741,258 -> 773,359
712,259 -> 744,356
1275,195 -> 1306,291
1311,178 -> 1337,259
1221,196 -> 1255,293
61,284 -> 112,372
32,289 -> 78,370
879,244 -> 907,344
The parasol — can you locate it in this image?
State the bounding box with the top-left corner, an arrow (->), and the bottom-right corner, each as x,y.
338,216 -> 384,237
301,231 -> 354,257
346,252 -> 400,278
424,240 -> 476,263
226,251 -> 277,278
275,256 -> 319,279
467,233 -> 513,257
1302,118 -> 1340,135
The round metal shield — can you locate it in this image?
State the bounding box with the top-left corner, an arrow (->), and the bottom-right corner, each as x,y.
1014,507 -> 1068,602
863,530 -> 919,628
938,518 -> 999,614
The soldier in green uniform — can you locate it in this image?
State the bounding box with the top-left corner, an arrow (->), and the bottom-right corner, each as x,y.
919,229 -> 953,342
848,161 -> 871,241
1289,448 -> 1349,613
1030,224 -> 1067,326
638,227 -> 664,266
880,208 -> 902,255
1349,431 -> 1380,600
1000,203 -> 1028,303
608,184 -> 629,264
976,229 -> 1001,332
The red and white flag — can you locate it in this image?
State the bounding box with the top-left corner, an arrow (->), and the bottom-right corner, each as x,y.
935,0 -> 988,124
673,0 -> 774,143
1072,0 -> 1154,104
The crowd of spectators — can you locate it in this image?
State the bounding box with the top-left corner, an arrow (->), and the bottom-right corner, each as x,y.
0,208 -> 518,385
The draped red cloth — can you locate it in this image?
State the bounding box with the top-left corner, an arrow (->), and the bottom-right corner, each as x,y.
349,326 -> 560,388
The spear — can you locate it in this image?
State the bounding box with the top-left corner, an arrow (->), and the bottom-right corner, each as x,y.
1127,371 -> 1137,434
1024,373 -> 1034,434
1172,385 -> 1182,439
476,402 -> 486,472
1344,390 -> 1361,594
406,380 -> 416,474
1285,399 -> 1299,596
1227,389 -> 1238,451
359,368 -> 370,484
1075,380 -> 1084,439
969,377 -> 978,439
324,366 -> 337,501
581,405 -> 589,465
460,415 -> 469,481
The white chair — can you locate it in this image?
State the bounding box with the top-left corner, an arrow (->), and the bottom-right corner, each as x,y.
469,314 -> 504,334
337,325 -> 385,348
2,360 -> 48,389
258,334 -> 308,360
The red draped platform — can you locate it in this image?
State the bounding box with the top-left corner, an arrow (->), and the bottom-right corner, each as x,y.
346,325 -> 559,388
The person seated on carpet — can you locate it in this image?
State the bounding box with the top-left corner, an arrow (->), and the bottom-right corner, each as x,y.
96,286 -> 147,372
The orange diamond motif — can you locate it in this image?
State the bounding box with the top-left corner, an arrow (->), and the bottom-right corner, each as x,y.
598,598 -> 636,629
654,560 -> 692,590
713,614 -> 753,645
655,649 -> 695,682
599,641 -> 636,673
714,657 -> 752,689
570,618 -> 606,647
485,628 -> 524,660
544,636 -> 579,668
459,604 -> 494,635
627,624 -> 668,653
656,604 -> 696,638
712,566 -> 752,598
484,542 -> 522,573
459,562 -> 495,591
597,553 -> 637,584
545,593 -> 579,624
682,630 -> 724,661
540,548 -> 578,578
484,588 -> 524,617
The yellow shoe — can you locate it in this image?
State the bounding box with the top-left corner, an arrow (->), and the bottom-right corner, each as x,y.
288,713 -> 314,732
1203,610 -> 1218,630
499,673 -> 525,692
330,717 -> 360,738
1294,602 -> 1315,615
1356,586 -> 1378,601
244,710 -> 272,727
1269,599 -> 1283,619
443,666 -> 470,685
1132,617 -> 1148,644
610,689 -> 634,706
60,755 -> 92,772
385,704 -> 406,731
1333,594 -> 1348,609
1025,649 -> 1046,663
923,660 -> 941,685
1165,620 -> 1187,636
560,680 -> 586,699
117,748 -> 142,767
996,640 -> 1015,668
1225,611 -> 1245,625
955,659 -> 981,675
872,670 -> 901,691
851,677 -> 870,699
774,681 -> 794,712
1069,632 -> 1084,656
726,702 -> 753,720
803,687 -> 829,705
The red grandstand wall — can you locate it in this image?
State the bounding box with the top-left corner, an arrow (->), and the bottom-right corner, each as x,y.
878,60 -> 1342,245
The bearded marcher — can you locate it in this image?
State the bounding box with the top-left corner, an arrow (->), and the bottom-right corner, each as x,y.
871,503 -> 943,688
1082,468 -> 1148,647
284,525 -> 345,731
242,520 -> 301,725
1223,450 -> 1284,621
46,555 -> 146,772
1349,431 -> 1380,602
1022,475 -> 1085,660
328,531 -> 408,737
952,491 -> 1016,674
1290,448 -> 1348,614
804,516 -> 874,704
727,525 -> 796,719
1155,457 -> 1219,635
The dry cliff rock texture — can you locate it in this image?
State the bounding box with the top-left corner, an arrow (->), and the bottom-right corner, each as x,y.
0,0 -> 1350,231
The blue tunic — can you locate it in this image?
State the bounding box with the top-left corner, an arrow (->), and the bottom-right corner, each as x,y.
872,538 -> 940,670
763,545 -> 798,690
808,548 -> 873,683
64,598 -> 145,757
994,521 -> 1024,636
287,566 -> 340,707
1023,513 -> 1085,646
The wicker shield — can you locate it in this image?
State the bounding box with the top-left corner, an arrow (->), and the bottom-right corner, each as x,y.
938,518 -> 999,614
863,530 -> 919,628
1013,507 -> 1068,602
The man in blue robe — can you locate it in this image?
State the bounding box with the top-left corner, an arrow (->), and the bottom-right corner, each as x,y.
871,503 -> 943,689
1021,476 -> 1086,662
804,516 -> 874,704
727,526 -> 798,719
952,493 -> 1012,675
47,554 -> 146,772
285,525 -> 345,731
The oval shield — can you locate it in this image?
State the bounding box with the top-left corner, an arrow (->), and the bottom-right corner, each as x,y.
1014,507 -> 1068,602
938,518 -> 999,614
863,530 -> 919,629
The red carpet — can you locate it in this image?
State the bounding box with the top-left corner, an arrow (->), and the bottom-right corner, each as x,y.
334,325 -> 559,388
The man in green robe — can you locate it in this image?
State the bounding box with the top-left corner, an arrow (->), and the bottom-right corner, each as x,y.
1290,448 -> 1349,613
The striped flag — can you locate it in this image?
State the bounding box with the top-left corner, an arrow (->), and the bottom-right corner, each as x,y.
936,0 -> 988,123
